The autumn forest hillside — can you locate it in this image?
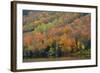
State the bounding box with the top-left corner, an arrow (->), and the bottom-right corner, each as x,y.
23,10 -> 91,62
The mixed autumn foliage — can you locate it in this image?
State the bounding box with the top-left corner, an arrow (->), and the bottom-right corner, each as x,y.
23,10 -> 91,61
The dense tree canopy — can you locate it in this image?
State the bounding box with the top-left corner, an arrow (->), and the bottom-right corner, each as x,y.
23,10 -> 91,61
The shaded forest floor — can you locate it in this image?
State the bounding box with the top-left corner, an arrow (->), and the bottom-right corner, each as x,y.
23,49 -> 91,62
